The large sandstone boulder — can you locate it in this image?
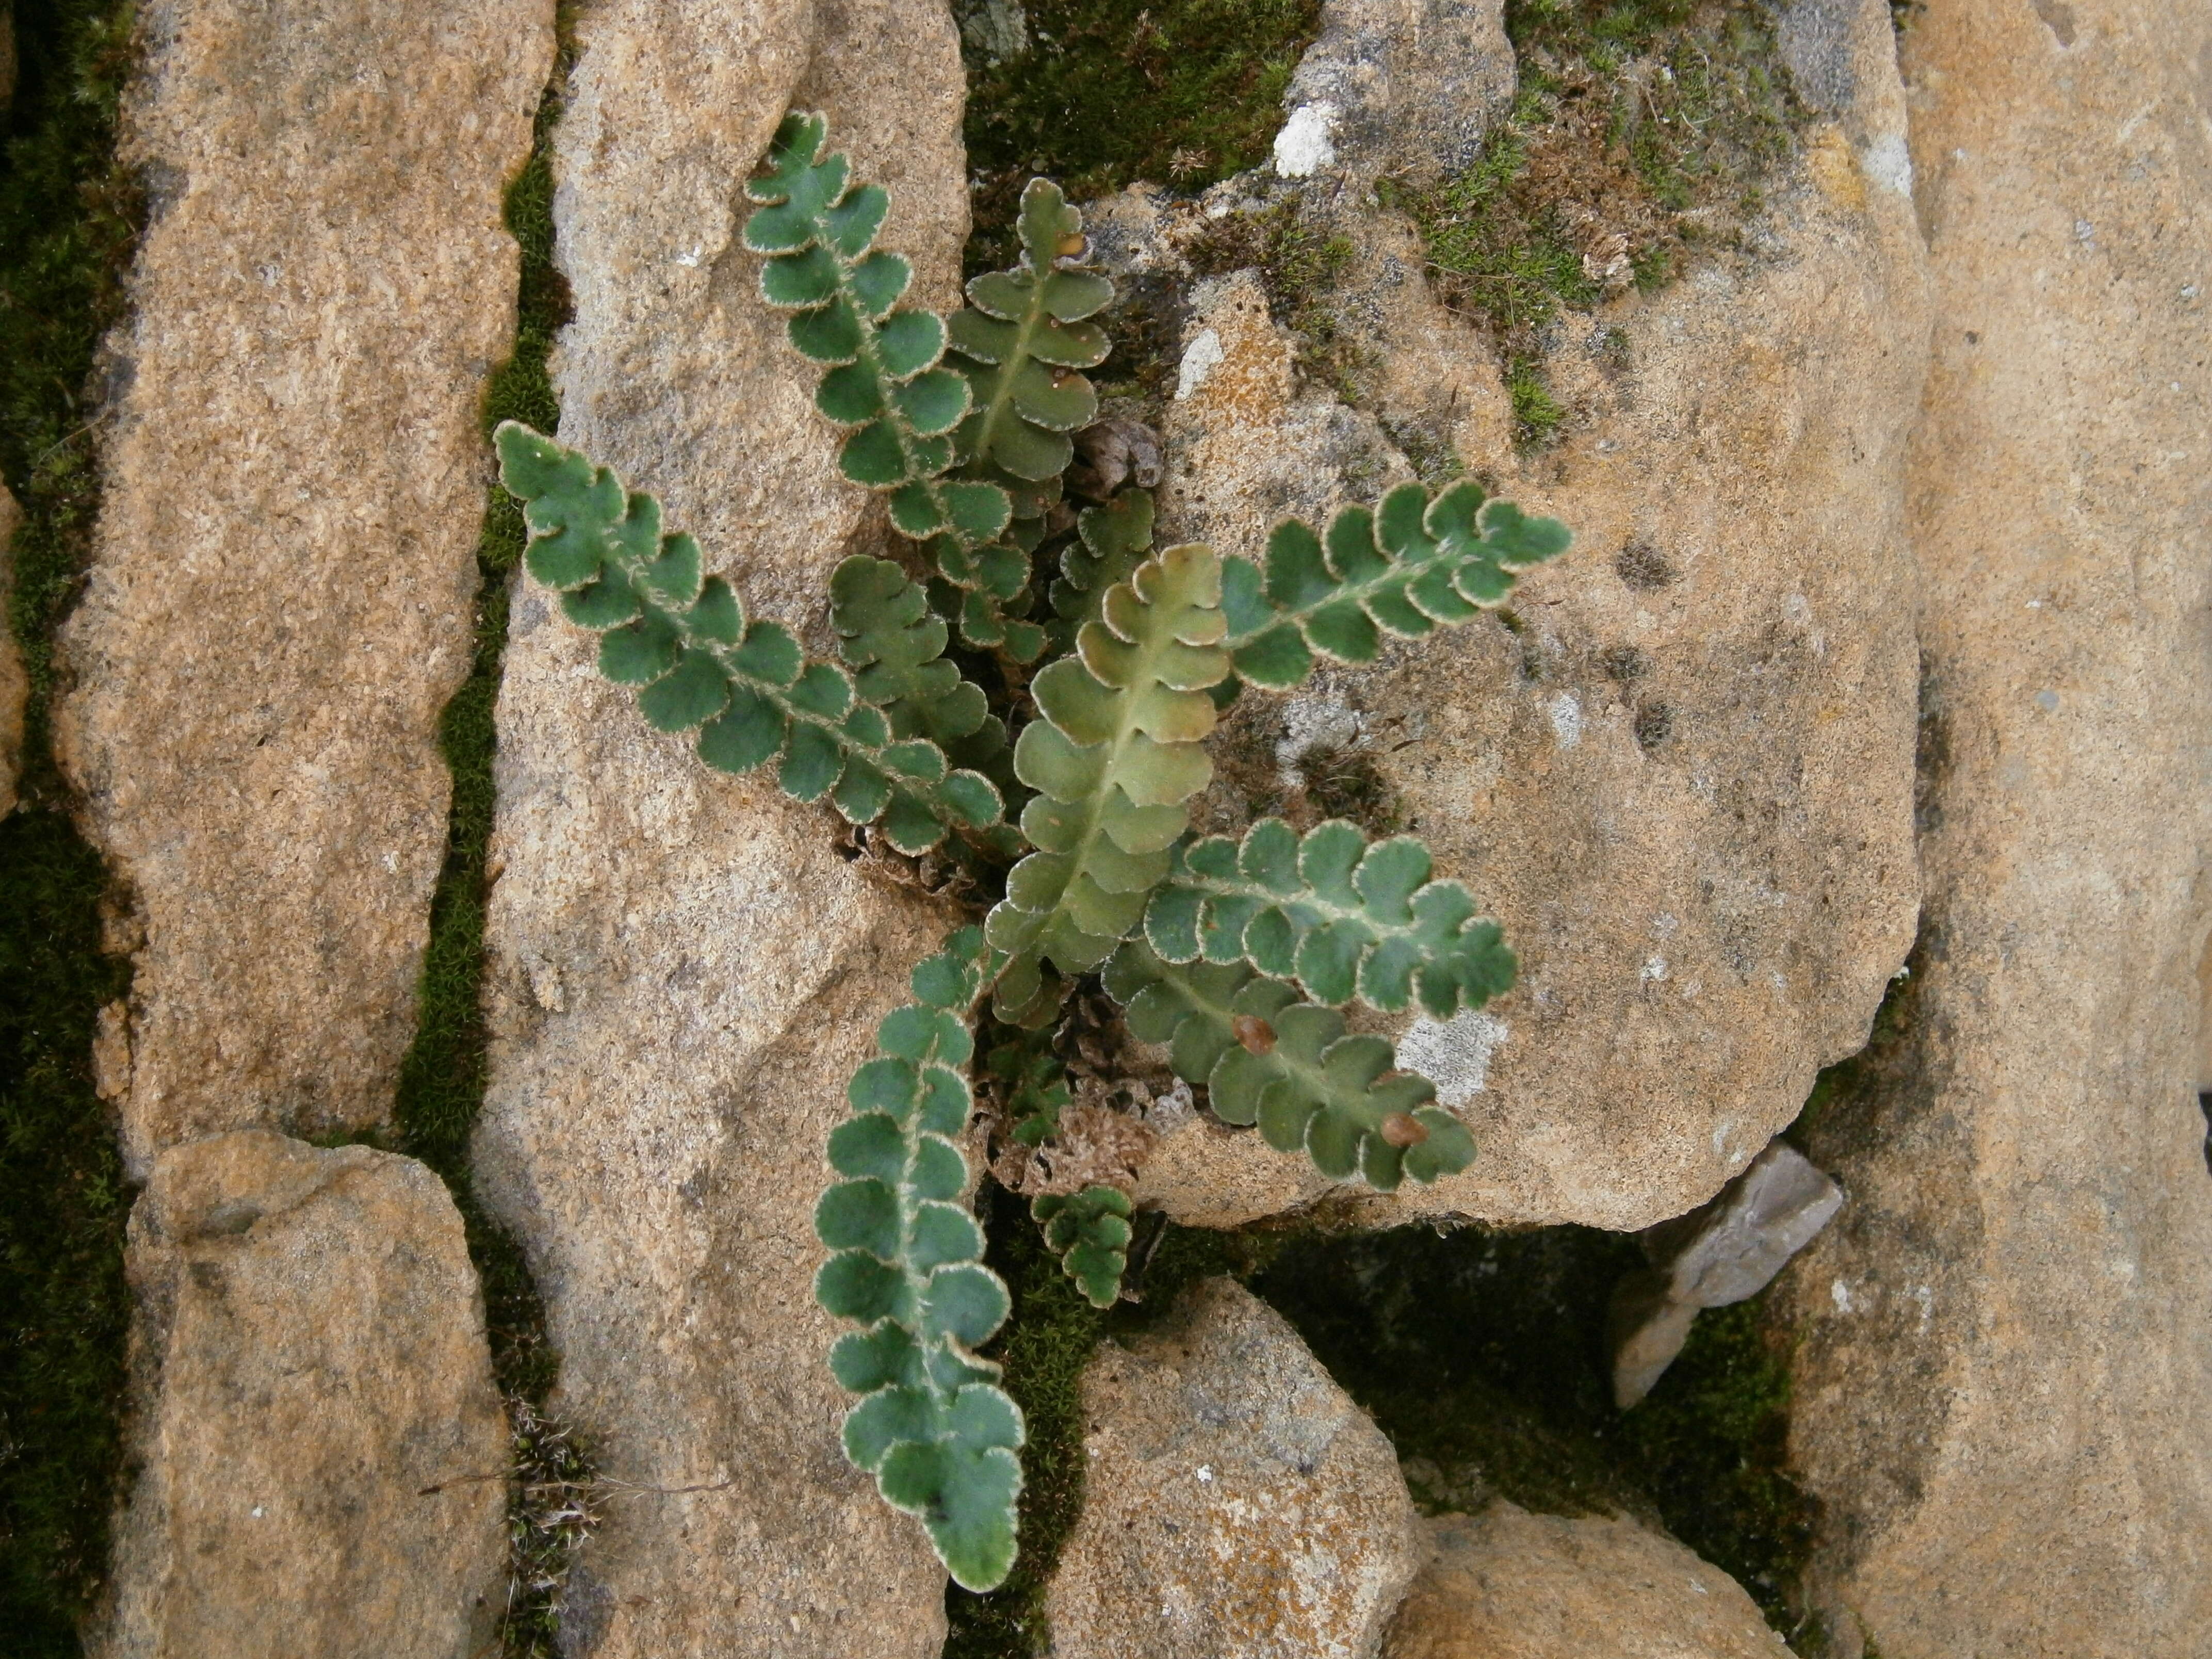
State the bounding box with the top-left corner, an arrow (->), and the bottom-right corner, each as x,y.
1045,1278 -> 1424,1659
1780,4 -> 2212,1654
1384,1503 -> 1793,1659
1128,0 -> 1928,1232
95,1130 -> 508,1659
471,1 -> 973,1651
55,0 -> 554,1174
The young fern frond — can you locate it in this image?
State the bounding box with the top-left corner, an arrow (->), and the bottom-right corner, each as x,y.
818,926 -> 1024,1591
1102,941 -> 1478,1192
985,1027 -> 1072,1147
984,543 -> 1230,1023
1222,479 -> 1573,690
829,555 -> 1016,799
1144,818 -> 1518,1017
1044,489 -> 1157,658
748,117 -> 1117,664
1032,1186 -> 1134,1309
495,424 -> 1004,853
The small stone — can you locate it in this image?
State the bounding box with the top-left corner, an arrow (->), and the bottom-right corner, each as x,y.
1380,1111 -> 1429,1148
1384,1503 -> 1793,1658
1047,1278 -> 1423,1659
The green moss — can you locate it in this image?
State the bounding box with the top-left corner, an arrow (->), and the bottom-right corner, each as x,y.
1256,1221 -> 1819,1645
1506,355 -> 1567,448
944,1185 -> 1109,1657
1394,0 -> 1803,447
0,2 -> 145,1650
958,0 -> 1322,270
385,10 -> 581,1651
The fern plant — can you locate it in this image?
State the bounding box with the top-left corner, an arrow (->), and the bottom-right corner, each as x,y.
494,109 -> 1569,1592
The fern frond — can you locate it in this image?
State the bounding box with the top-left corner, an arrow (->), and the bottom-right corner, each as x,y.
744,114 -> 1014,549
1221,480 -> 1572,690
984,1027 -> 1072,1147
1102,941 -> 1477,1191
983,543 -> 1231,1022
1144,818 -> 1517,1017
830,554 -> 1014,790
496,423 -> 1003,853
819,926 -> 1024,1592
1044,488 -> 1156,658
1032,1185 -> 1133,1308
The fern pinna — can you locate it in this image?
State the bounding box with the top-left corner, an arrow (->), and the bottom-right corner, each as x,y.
493,110 -> 1570,1592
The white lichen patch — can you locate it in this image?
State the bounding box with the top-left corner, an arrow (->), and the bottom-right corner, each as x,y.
1396,1010 -> 1508,1106
1862,131 -> 1913,196
1546,691 -> 1584,749
1272,101 -> 1340,178
1176,327 -> 1226,400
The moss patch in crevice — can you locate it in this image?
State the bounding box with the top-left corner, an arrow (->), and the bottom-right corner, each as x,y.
1255,1220 -> 1818,1646
1394,0 -> 1805,448
0,1 -> 145,1650
956,0 -> 1322,271
386,10 -> 587,1653
1184,201 -> 1363,400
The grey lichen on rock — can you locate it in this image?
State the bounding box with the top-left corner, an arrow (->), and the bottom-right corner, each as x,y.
94,1130 -> 508,1659
1780,2 -> 2212,1653
1383,1502 -> 1794,1659
471,0 -> 978,1650
53,0 -> 555,1173
1045,1277 -> 1423,1659
1104,0 -> 1928,1234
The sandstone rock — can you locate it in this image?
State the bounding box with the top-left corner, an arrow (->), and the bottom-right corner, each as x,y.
1384,1503 -> 1793,1659
54,0 -> 554,1174
1610,1140 -> 1843,1407
472,2 -> 971,1653
1046,1277 -> 1423,1659
1,483 -> 24,816
1118,0 -> 1927,1233
1780,4 -> 2212,1654
95,1129 -> 508,1659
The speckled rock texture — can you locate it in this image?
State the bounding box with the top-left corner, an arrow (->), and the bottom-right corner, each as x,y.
54,0 -> 553,1175
1384,1504 -> 1793,1659
471,1 -> 971,1652
1117,0 -> 1929,1233
0,483 -> 23,816
1046,1278 -> 1423,1659
94,1130 -> 508,1659
1780,4 -> 2212,1655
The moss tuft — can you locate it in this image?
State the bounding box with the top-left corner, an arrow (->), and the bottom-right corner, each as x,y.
387,8 -> 585,1651
958,0 -> 1322,271
1394,0 -> 1804,447
0,1 -> 146,1650
1185,201 -> 1362,398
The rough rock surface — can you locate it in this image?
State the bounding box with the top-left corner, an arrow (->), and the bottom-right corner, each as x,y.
473,2 -> 970,1652
95,1130 -> 508,1659
1125,0 -> 1928,1232
1781,4 -> 2212,1654
54,0 -> 553,1174
1,483 -> 23,816
1384,1504 -> 1793,1659
1046,1278 -> 1423,1659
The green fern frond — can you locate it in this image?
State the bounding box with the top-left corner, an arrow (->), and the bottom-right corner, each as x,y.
1144,818 -> 1517,1017
984,1027 -> 1072,1147
984,543 -> 1230,1022
829,554 -> 1015,793
1032,1185 -> 1133,1308
819,926 -> 1024,1592
1102,940 -> 1478,1192
495,423 -> 1003,853
1044,488 -> 1156,657
1221,480 -> 1572,690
